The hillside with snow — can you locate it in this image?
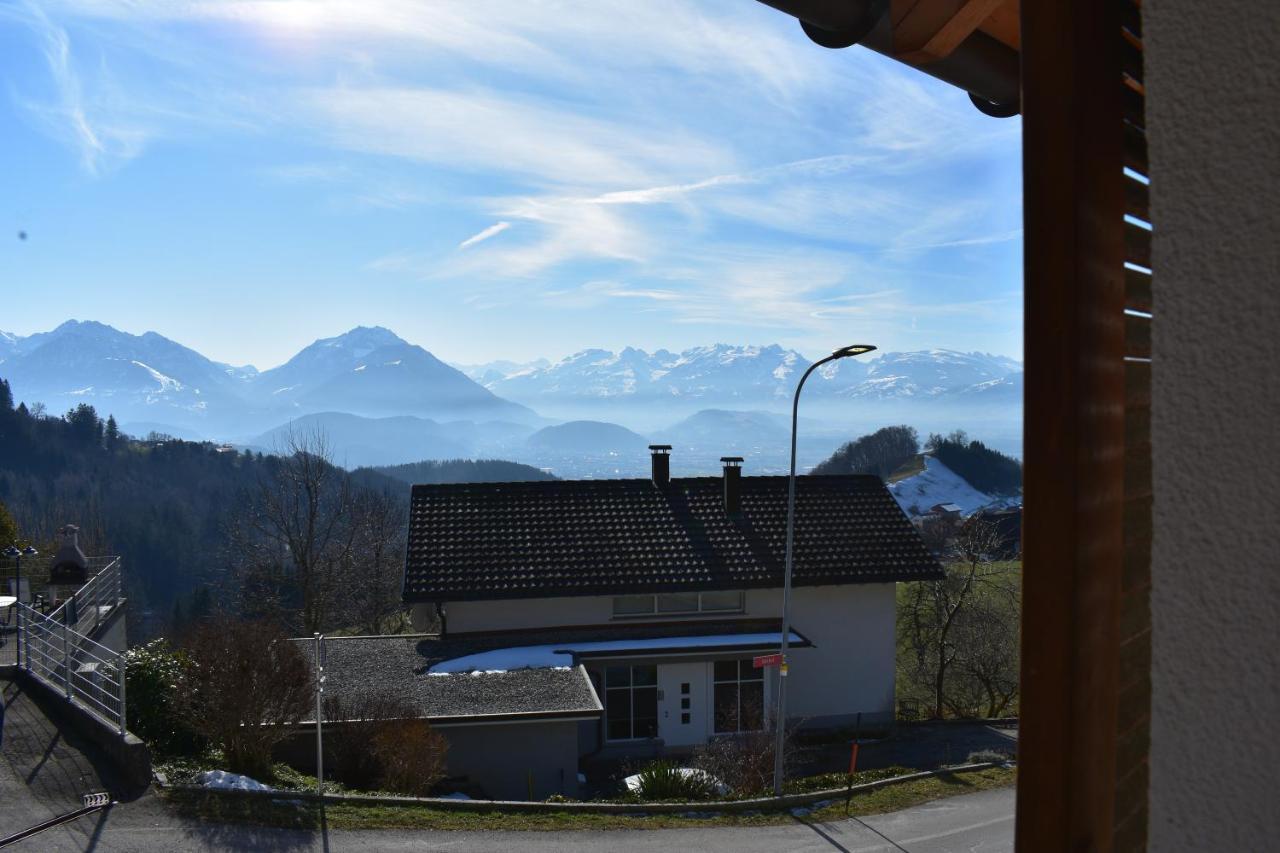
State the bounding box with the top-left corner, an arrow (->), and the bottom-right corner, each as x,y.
888,456 -> 1001,518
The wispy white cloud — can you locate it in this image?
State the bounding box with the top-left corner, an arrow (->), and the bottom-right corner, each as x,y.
3,1 -> 148,173
298,85 -> 733,190
458,221 -> 510,250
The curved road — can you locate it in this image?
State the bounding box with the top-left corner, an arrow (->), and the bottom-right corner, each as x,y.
10,786 -> 1015,852
4,677 -> 1012,851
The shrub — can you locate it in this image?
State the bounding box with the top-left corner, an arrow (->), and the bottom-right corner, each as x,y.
370,718 -> 448,797
627,761 -> 722,802
178,618 -> 313,779
691,716 -> 799,796
321,692 -> 423,791
123,639 -> 204,755
966,749 -> 1014,765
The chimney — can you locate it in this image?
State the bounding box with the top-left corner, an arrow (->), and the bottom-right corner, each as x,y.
721,457 -> 744,514
649,445 -> 672,487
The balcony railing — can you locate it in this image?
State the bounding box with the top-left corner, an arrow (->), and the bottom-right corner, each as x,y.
14,601 -> 127,734
46,556 -> 124,637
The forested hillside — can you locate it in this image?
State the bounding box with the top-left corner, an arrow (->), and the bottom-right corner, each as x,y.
810,425 -> 920,478
812,425 -> 1022,500
370,458 -> 556,485
925,431 -> 1022,495
0,378 -> 408,638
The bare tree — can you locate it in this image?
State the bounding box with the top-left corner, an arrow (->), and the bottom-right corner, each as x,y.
179,617 -> 312,778
898,519 -> 1019,718
227,427 -> 407,635
341,486 -> 408,634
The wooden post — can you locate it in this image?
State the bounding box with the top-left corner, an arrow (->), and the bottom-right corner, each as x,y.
1018,0 -> 1127,850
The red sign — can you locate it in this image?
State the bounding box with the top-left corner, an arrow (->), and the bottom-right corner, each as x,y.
753,653 -> 784,669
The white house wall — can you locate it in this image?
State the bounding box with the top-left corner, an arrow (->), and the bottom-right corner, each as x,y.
433,582 -> 898,730
754,584 -> 898,728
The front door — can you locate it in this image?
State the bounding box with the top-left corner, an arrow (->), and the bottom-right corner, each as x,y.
658,661 -> 708,747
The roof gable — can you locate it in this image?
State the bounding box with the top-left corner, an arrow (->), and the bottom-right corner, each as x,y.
403,474 -> 942,602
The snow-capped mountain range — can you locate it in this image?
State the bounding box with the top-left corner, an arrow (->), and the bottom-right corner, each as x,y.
461,344 -> 1022,406
0,322 -> 1021,470
0,321 -> 532,434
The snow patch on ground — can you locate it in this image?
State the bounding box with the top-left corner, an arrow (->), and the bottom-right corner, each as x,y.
197,770 -> 273,792
428,632 -> 805,674
889,456 -> 995,518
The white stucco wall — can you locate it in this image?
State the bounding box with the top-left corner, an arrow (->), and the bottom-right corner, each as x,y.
1146,0 -> 1280,848
436,582 -> 898,728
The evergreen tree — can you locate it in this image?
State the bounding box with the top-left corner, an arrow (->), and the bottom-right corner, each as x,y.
104,415 -> 121,450
65,403 -> 103,446
0,378 -> 12,411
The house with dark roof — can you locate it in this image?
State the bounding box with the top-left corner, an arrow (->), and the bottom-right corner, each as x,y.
317,446 -> 939,799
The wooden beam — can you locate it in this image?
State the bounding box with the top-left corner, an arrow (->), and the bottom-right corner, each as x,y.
893,0 -> 1007,63
1018,0 -> 1127,850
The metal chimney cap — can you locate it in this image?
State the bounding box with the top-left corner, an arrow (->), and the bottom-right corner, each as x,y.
648,444 -> 672,452
720,456 -> 744,465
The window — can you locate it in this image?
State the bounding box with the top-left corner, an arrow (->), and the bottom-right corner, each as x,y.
611,590 -> 744,617
604,664 -> 658,740
713,659 -> 764,733
612,595 -> 655,616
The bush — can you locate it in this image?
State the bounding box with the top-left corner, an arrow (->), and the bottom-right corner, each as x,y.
123,639 -> 204,755
178,618 -> 313,779
966,749 -> 1014,765
691,716 -> 799,797
370,718 -> 448,797
627,761 -> 722,802
321,692 -> 427,791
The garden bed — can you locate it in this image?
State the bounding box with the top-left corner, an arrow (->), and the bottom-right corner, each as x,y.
158,762 -> 1015,830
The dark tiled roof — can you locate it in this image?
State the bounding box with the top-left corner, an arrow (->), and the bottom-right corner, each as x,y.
294,636 -> 601,724
404,474 -> 942,603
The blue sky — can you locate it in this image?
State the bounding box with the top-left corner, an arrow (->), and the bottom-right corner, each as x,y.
0,0 -> 1022,369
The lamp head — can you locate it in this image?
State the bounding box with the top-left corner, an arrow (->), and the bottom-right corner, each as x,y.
22,545 -> 38,557
831,344 -> 877,359
3,545 -> 19,559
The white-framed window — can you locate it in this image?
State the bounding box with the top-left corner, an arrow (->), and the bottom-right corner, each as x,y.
604,664 -> 658,741
611,590 -> 744,617
713,659 -> 765,733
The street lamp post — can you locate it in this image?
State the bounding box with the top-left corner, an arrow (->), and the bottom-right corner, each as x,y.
5,543 -> 39,666
773,344 -> 877,796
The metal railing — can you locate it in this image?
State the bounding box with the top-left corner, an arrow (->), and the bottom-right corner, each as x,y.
46,557 -> 123,637
16,602 -> 127,735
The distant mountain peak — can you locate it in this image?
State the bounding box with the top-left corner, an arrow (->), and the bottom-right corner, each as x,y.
315,326 -> 407,350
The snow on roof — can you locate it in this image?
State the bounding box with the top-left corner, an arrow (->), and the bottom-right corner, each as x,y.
427,631 -> 806,675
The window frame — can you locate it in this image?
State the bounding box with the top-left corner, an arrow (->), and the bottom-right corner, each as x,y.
711,658 -> 765,734
610,590 -> 745,619
603,664 -> 659,742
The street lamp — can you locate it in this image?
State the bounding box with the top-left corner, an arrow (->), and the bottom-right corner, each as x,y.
773,344 -> 877,796
4,543 -> 38,665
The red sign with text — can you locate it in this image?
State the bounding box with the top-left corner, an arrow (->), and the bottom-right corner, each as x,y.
753,653 -> 784,669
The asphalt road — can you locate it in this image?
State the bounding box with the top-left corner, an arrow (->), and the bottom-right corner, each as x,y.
6,786 -> 1014,852
4,676 -> 1013,851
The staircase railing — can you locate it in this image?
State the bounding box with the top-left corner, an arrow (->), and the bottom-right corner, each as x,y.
17,602 -> 127,735
45,556 -> 123,637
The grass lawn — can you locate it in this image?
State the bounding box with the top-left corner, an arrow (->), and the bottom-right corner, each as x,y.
160,765 -> 1014,832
